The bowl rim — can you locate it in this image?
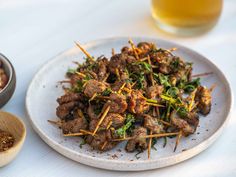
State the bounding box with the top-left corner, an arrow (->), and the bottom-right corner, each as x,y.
0,111 -> 26,154
0,53 -> 14,94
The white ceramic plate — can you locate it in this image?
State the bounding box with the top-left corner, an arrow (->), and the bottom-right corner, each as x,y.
26,37 -> 233,171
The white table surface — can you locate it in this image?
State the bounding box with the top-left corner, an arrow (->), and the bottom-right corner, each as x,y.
0,0 -> 236,176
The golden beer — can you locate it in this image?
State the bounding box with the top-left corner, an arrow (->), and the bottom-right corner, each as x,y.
151,0 -> 223,35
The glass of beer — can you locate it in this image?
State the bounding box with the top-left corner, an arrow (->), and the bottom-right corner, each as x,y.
151,0 -> 223,35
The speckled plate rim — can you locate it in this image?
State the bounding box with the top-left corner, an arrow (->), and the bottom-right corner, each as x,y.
25,37 -> 234,171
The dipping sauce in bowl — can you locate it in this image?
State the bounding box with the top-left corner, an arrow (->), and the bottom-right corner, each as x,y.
0,61 -> 8,91
0,54 -> 16,108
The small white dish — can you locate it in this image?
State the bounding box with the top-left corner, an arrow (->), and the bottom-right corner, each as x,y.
26,37 -> 233,171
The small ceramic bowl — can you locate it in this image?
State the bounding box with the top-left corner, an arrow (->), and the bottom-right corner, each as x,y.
0,111 -> 26,167
0,54 -> 16,108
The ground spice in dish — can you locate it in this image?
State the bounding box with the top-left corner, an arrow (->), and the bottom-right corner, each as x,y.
0,61 -> 8,91
0,129 -> 14,152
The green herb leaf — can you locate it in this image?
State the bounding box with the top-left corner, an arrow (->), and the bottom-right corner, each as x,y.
163,137 -> 167,148
84,74 -> 92,81
186,62 -> 193,67
183,85 -> 195,93
137,74 -> 145,89
94,104 -> 104,115
102,88 -> 112,96
151,138 -> 158,151
189,78 -> 201,87
177,107 -> 188,117
160,94 -> 177,104
79,139 -> 86,149
116,114 -> 135,137
184,78 -> 201,93
154,73 -> 171,88
132,61 -> 151,72
130,72 -> 145,89
67,68 -> 76,75
70,80 -> 84,93
166,87 -> 179,98
170,59 -> 180,69
84,57 -> 97,70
